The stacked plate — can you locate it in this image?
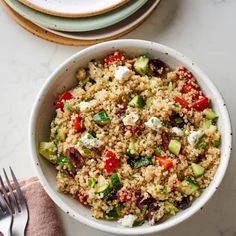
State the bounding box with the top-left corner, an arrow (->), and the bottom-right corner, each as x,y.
1,0 -> 161,45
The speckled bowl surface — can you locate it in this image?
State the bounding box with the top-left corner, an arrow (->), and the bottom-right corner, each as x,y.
29,39 -> 232,235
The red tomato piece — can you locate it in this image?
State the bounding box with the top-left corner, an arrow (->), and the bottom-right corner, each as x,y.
181,83 -> 198,93
104,151 -> 120,173
56,91 -> 72,110
156,156 -> 173,170
174,96 -> 190,109
192,96 -> 209,111
72,113 -> 82,132
75,192 -> 88,205
176,66 -> 193,80
104,52 -> 124,64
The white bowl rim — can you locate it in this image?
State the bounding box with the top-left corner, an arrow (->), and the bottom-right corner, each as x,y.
29,39 -> 232,235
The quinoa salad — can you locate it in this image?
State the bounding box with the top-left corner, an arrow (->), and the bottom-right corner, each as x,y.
39,52 -> 221,227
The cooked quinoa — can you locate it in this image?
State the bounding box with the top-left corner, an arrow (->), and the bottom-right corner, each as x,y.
39,52 -> 221,227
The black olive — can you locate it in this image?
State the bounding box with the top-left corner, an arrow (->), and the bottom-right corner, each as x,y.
149,59 -> 166,76
65,147 -> 84,169
176,197 -> 191,210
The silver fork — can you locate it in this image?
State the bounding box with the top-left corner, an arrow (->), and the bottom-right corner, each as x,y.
0,192 -> 13,236
0,168 -> 29,236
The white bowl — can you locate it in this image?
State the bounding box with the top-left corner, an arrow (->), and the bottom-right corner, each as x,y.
29,39 -> 232,235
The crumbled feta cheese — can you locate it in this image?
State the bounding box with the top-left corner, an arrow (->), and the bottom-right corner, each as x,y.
145,117 -> 162,131
122,112 -> 139,126
187,130 -> 202,146
80,133 -> 103,148
115,66 -> 132,81
172,127 -> 183,136
79,100 -> 97,112
118,214 -> 137,228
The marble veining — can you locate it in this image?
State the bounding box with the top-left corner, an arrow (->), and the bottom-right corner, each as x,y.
0,0 -> 236,235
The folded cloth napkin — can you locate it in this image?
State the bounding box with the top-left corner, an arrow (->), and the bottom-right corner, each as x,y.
7,177 -> 63,236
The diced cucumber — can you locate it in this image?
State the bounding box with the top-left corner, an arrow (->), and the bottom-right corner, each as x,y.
212,139 -> 221,147
203,108 -> 217,120
133,220 -> 145,227
63,102 -> 73,113
129,95 -> 145,108
56,127 -> 66,141
92,111 -> 110,125
195,141 -> 207,149
39,142 -> 57,163
56,155 -> 71,168
95,175 -> 110,198
191,163 -> 205,177
109,172 -> 122,190
179,178 -> 199,195
155,147 -> 162,155
168,139 -> 181,155
134,55 -> 149,76
133,156 -> 154,169
106,206 -> 120,219
201,119 -> 212,130
88,178 -> 97,188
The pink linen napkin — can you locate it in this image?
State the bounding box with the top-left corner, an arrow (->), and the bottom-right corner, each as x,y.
1,177 -> 63,236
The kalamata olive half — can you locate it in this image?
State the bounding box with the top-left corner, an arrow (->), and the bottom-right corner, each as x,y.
145,203 -> 159,221
161,132 -> 170,151
136,195 -> 155,209
149,59 -> 166,76
65,147 -> 84,169
176,197 -> 191,210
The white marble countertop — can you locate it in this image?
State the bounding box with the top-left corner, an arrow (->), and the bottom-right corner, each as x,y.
0,0 -> 236,235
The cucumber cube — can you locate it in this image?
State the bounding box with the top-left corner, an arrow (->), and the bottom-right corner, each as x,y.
191,163 -> 205,177
134,56 -> 149,76
168,139 -> 181,155
39,142 -> 57,163
129,95 -> 145,108
203,108 -> 217,120
93,111 -> 110,125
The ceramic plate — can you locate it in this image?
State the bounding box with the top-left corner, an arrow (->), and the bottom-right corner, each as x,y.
35,0 -> 160,41
4,0 -> 147,32
18,0 -> 129,17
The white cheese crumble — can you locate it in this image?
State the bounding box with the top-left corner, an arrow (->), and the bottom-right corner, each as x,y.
115,66 -> 132,81
145,117 -> 162,131
187,130 -> 202,146
79,100 -> 97,112
172,127 -> 183,136
80,133 -> 103,148
118,214 -> 137,228
122,112 -> 139,126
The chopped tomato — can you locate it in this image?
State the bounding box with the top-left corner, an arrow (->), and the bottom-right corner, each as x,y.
156,156 -> 173,170
174,96 -> 190,109
176,66 -> 193,80
72,112 -> 82,132
104,150 -> 120,173
117,188 -> 134,202
56,91 -> 72,111
75,192 -> 88,205
181,83 -> 198,93
104,52 -> 124,64
192,96 -> 209,111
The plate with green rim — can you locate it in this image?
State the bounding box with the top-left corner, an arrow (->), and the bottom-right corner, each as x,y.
4,0 -> 148,32
17,0 -> 129,18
